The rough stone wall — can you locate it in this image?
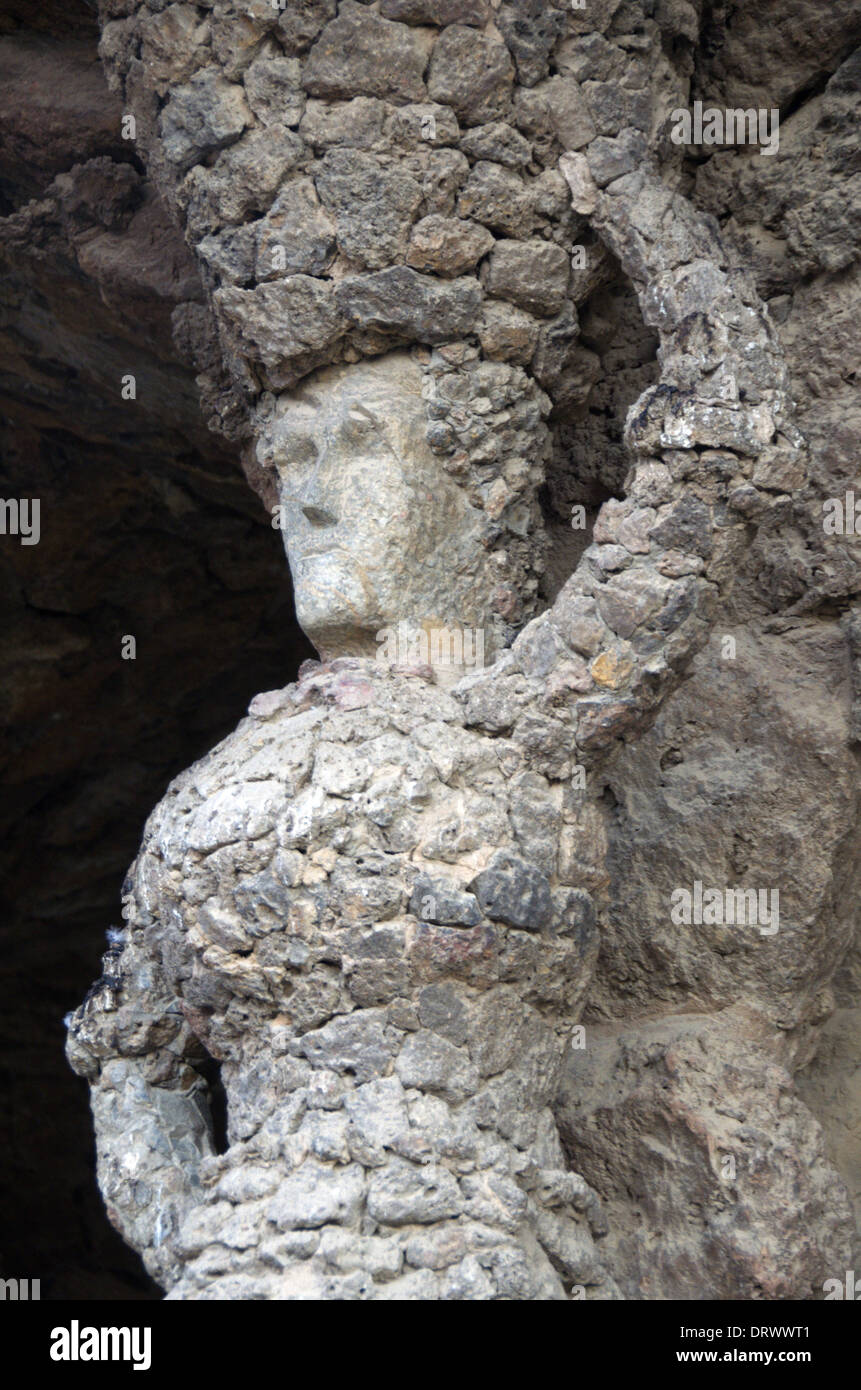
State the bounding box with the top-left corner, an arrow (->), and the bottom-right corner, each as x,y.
574,17 -> 861,1284
95,0 -> 597,437
57,0 -> 861,1303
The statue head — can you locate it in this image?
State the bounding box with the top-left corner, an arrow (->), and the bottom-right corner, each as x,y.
255,350 -> 550,680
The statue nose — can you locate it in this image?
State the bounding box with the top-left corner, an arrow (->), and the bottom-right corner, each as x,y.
302,505 -> 337,527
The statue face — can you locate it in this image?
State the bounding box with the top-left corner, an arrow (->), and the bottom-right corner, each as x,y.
258,353 -> 494,665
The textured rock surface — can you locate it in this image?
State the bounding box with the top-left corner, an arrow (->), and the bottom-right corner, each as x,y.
69,661 -> 609,1298
2,0 -> 855,1299
557,1011 -> 854,1299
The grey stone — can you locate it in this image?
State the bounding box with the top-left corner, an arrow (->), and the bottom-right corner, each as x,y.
459,121 -> 533,167
559,150 -> 599,213
344,1077 -> 410,1153
381,0 -> 490,22
317,1229 -> 403,1278
316,149 -> 422,270
267,1161 -> 365,1229
298,1011 -> 397,1084
582,80 -> 651,137
649,497 -> 713,558
442,1253 -> 496,1299
406,215 -> 494,277
596,569 -> 669,640
255,179 -> 338,280
386,102 -> 461,150
471,850 -> 553,931
530,303 -> 580,390
304,2 -> 429,102
373,1268 -> 442,1299
197,223 -> 257,286
243,52 -> 305,127
477,300 -> 540,364
216,1165 -> 281,1203
404,1223 -> 469,1269
555,32 -> 625,83
427,25 -> 515,126
182,125 -> 305,234
367,1159 -> 462,1225
409,874 -> 482,926
395,1029 -> 480,1101
515,76 -> 596,153
160,67 -> 252,170
497,2 -> 567,87
417,983 -> 470,1045
586,131 -> 647,187
460,1170 -> 528,1229
298,96 -> 387,151
214,276 -> 345,383
566,0 -> 622,34
334,267 -> 483,342
421,148 -> 471,215
199,179 -> 338,285
136,6 -> 212,94
276,0 -> 337,56
553,888 -> 597,944
483,238 -> 570,318
456,161 -> 535,237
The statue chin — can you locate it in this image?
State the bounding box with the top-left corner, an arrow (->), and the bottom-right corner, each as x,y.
291,556 -> 383,658
301,623 -> 382,661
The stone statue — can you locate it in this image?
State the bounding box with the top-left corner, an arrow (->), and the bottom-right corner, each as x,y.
67,0 -> 856,1300
67,339 -> 612,1300
66,158 -> 827,1295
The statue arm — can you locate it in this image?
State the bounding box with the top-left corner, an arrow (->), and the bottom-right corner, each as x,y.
66,924 -> 216,1289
